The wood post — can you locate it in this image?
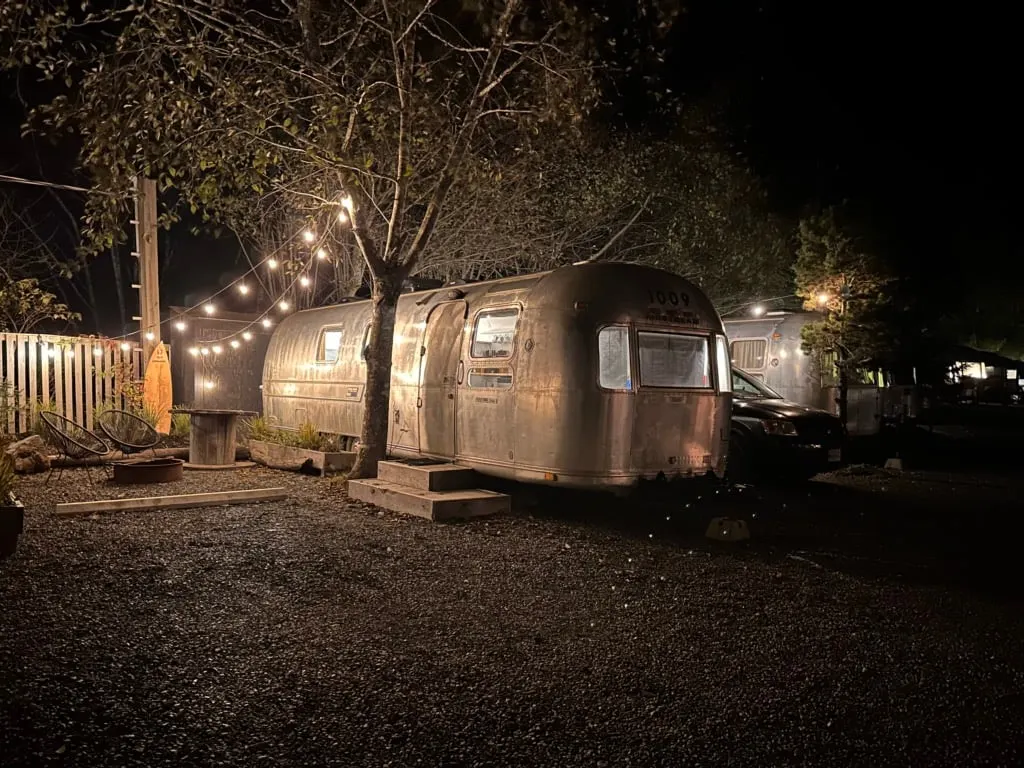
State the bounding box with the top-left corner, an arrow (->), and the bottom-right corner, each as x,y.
134,176 -> 160,369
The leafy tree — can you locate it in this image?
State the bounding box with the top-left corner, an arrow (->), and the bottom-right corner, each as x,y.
2,0 -> 628,477
793,205 -> 893,425
0,270 -> 81,333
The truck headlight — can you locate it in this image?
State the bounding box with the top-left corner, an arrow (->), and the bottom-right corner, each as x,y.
761,419 -> 798,436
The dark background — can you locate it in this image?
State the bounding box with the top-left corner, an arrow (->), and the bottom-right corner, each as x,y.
1,0 -> 1017,336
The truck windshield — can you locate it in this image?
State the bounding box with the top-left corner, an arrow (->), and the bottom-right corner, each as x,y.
637,331 -> 711,388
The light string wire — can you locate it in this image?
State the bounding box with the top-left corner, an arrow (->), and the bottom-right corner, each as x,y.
191,248 -> 320,352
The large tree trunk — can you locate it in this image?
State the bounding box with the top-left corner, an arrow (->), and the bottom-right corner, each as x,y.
348,269 -> 404,479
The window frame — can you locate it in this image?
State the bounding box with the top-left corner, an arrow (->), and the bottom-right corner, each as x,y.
636,329 -> 713,390
729,338 -> 768,371
468,306 -> 521,361
596,324 -> 634,392
315,325 -> 346,365
466,366 -> 514,390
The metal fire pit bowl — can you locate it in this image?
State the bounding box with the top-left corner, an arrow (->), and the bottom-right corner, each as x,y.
112,457 -> 185,485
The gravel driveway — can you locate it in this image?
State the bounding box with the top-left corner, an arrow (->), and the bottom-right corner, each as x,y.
3,467 -> 1023,766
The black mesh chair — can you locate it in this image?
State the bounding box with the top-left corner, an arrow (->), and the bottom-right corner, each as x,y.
39,411 -> 112,486
97,409 -> 161,458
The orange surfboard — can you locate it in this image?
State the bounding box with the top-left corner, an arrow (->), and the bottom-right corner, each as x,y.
143,342 -> 173,434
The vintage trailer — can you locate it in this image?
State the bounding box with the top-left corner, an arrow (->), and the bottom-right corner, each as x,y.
723,310 -> 894,436
263,262 -> 733,490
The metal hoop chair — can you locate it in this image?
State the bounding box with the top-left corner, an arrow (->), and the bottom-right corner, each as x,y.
39,411 -> 111,486
97,409 -> 161,459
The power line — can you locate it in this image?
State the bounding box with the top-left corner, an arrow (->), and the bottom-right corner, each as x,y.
0,172 -> 124,197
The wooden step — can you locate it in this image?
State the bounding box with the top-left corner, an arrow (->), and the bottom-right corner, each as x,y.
348,479 -> 508,522
377,460 -> 477,491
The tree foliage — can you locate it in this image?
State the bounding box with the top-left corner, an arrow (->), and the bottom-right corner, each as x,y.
793,205 -> 894,379
0,272 -> 81,333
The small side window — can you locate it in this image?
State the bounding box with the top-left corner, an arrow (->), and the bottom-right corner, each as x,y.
598,326 -> 632,390
468,367 -> 513,389
471,308 -> 519,359
317,327 -> 344,363
715,334 -> 732,393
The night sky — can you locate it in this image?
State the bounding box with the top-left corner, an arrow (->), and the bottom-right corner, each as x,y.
0,1 -> 1017,335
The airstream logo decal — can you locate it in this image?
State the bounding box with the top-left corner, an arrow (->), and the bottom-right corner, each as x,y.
645,308 -> 701,326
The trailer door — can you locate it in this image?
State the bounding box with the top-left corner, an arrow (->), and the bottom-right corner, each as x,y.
418,301 -> 467,457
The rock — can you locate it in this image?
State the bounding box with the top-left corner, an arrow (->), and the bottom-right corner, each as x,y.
5,434 -> 52,474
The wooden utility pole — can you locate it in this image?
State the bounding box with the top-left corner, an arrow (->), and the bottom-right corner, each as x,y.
133,176 -> 160,368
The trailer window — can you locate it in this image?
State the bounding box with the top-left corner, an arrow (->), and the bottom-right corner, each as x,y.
317,327 -> 344,363
715,335 -> 732,393
730,339 -> 766,370
638,332 -> 710,389
471,308 -> 518,359
598,326 -> 632,390
468,367 -> 513,389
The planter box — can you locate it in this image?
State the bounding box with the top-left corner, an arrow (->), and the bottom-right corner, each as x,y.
1,497 -> 24,560
249,440 -> 355,476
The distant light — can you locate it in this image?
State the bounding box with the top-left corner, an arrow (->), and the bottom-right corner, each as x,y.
212,345 -> 223,354
299,276 -> 310,287
261,318 -> 273,328
268,258 -> 279,269
238,283 -> 249,295
230,339 -> 240,349
242,331 -> 253,341
316,247 -> 328,260
93,348 -> 103,357
203,380 -> 215,390
200,347 -> 210,356
204,303 -> 215,315
279,300 -> 290,311
817,293 -> 829,305
46,347 -> 56,358
66,349 -> 74,358
145,331 -> 155,341
120,342 -> 131,351
340,195 -> 354,213
751,305 -> 765,317
337,210 -> 348,224
188,347 -> 199,356
175,320 -> 187,331
302,229 -> 315,243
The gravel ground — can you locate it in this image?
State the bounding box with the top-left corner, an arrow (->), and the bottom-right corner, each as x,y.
3,467 -> 1024,766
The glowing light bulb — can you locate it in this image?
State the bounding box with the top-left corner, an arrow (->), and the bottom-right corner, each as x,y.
337,210 -> 348,224
203,380 -> 215,390
66,349 -> 74,358
302,229 -> 315,243
212,345 -> 223,354
188,347 -> 199,356
242,331 -> 253,341
238,283 -> 249,295
299,276 -> 310,287
46,347 -> 56,358
261,318 -> 273,328
316,247 -> 328,260
340,195 -> 354,212
817,293 -> 829,305
279,300 -> 290,311
204,303 -> 215,315
268,258 -> 279,269
230,339 -> 240,349
751,305 -> 765,317
145,331 -> 155,341
200,347 -> 210,356
175,321 -> 187,331
93,348 -> 103,357
120,342 -> 131,351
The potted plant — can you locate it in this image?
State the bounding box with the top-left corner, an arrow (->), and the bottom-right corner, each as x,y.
0,452 -> 24,560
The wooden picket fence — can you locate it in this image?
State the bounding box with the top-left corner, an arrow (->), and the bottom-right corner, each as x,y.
0,333 -> 149,436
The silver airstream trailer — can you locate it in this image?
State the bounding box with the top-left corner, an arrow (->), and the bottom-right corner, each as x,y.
723,310 -> 893,436
263,262 -> 733,491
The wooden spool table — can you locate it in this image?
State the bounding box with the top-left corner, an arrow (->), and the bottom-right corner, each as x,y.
171,408 -> 255,470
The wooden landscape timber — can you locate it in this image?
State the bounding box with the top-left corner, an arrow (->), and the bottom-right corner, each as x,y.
53,487 -> 287,517
248,439 -> 355,476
